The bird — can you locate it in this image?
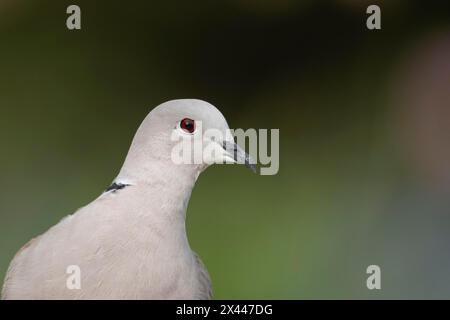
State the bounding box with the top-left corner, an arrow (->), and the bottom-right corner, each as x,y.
1,99 -> 255,300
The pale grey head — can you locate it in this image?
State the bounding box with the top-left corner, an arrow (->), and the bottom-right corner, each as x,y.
115,99 -> 255,185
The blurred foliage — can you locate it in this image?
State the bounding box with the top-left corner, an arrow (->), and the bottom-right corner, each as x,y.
1,0 -> 450,298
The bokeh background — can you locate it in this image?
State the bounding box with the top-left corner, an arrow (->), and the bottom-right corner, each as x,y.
1,0 -> 450,299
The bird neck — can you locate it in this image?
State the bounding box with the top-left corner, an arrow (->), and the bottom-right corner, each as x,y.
115,159 -> 202,221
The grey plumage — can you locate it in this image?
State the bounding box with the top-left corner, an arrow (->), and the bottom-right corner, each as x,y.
2,99 -> 253,300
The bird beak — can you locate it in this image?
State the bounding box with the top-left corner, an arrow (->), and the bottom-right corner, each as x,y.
222,141 -> 257,173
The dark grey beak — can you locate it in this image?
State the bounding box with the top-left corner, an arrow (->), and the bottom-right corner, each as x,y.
223,141 -> 257,173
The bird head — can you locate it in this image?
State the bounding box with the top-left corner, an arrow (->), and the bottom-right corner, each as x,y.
118,99 -> 256,184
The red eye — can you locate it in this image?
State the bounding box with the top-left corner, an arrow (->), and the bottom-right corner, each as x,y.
180,118 -> 195,133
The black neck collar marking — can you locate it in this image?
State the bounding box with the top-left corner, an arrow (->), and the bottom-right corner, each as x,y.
105,182 -> 130,193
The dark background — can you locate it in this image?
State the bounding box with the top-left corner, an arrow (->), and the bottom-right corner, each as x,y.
1,0 -> 450,298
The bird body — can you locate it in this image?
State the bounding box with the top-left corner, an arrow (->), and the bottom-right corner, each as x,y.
2,99 -> 253,299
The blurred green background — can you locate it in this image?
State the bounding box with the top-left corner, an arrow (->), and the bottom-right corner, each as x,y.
1,0 -> 450,299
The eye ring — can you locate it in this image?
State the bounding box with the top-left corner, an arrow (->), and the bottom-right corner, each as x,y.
180,118 -> 196,134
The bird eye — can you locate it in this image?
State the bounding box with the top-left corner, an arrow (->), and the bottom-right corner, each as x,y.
180,118 -> 195,134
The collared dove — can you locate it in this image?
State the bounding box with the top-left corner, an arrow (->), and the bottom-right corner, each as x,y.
1,99 -> 255,300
